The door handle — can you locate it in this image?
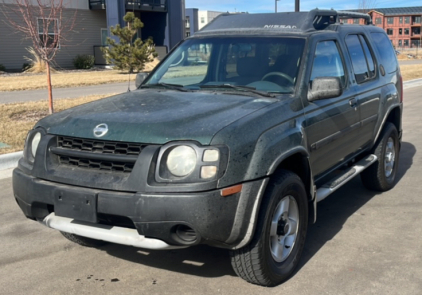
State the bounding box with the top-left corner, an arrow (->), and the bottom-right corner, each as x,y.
349,98 -> 357,108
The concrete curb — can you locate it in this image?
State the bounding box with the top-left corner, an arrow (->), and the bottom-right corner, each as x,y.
0,151 -> 22,171
0,78 -> 421,172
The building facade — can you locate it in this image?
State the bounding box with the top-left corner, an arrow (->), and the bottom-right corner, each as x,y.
0,0 -> 185,70
185,9 -> 224,38
345,6 -> 422,49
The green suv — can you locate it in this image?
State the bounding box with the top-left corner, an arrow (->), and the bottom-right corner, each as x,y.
13,9 -> 403,286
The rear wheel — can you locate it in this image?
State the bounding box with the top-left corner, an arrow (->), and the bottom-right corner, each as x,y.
61,231 -> 107,248
230,170 -> 308,286
361,123 -> 400,191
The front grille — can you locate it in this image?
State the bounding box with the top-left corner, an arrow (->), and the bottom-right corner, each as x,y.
53,136 -> 145,173
57,136 -> 143,155
58,155 -> 134,172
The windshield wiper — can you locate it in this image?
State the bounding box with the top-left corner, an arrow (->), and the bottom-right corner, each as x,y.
141,83 -> 190,92
200,84 -> 275,97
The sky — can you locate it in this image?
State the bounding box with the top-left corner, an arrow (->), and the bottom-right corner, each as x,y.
184,0 -> 422,13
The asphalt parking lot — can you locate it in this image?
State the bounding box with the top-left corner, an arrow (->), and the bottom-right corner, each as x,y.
0,86 -> 421,295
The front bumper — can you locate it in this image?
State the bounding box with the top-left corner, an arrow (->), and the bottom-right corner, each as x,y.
13,168 -> 267,249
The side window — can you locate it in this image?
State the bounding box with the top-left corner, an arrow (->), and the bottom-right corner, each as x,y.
345,34 -> 375,84
359,35 -> 376,77
310,41 -> 346,87
370,32 -> 398,74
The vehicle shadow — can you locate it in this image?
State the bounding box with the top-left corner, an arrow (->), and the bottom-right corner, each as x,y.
102,243 -> 236,278
102,142 -> 415,280
295,141 -> 416,276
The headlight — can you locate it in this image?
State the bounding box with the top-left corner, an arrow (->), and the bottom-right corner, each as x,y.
31,132 -> 42,158
157,143 -> 227,183
166,145 -> 197,177
24,128 -> 45,164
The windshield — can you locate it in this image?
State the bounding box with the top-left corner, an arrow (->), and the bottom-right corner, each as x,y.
144,37 -> 305,94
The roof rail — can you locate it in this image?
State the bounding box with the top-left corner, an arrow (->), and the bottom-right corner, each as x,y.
337,11 -> 373,25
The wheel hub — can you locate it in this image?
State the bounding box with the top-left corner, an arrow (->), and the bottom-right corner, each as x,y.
277,219 -> 290,236
269,196 -> 299,263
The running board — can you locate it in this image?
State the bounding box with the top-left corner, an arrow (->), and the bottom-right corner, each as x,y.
316,154 -> 377,202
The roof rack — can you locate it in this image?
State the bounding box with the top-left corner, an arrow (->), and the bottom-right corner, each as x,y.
197,9 -> 372,35
337,11 -> 373,25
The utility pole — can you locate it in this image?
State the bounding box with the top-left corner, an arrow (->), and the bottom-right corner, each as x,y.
295,0 -> 300,12
275,0 -> 280,13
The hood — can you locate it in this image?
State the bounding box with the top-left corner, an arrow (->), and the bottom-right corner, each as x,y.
37,89 -> 277,145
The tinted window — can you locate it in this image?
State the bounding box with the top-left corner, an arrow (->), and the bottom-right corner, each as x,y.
310,41 -> 345,87
345,35 -> 371,83
359,35 -> 375,78
370,32 -> 398,73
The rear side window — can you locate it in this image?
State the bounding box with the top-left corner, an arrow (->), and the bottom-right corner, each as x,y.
345,35 -> 375,84
370,32 -> 398,74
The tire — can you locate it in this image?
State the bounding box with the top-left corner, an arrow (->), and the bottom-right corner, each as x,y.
60,231 -> 107,248
361,123 -> 400,191
230,170 -> 308,286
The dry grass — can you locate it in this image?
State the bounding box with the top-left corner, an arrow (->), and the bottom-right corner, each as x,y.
0,58 -> 160,92
400,64 -> 422,81
0,94 -> 112,155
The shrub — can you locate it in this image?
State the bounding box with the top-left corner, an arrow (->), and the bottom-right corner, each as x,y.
73,54 -> 95,69
24,47 -> 54,73
0,64 -> 5,71
22,63 -> 32,72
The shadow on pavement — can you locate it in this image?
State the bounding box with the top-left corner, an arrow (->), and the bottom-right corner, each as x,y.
294,141 -> 415,277
103,142 -> 415,280
103,243 -> 236,278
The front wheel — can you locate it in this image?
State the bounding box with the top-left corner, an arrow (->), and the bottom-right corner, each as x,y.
230,170 -> 308,286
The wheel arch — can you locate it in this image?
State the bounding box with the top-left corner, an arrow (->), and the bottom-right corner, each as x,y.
267,148 -> 314,203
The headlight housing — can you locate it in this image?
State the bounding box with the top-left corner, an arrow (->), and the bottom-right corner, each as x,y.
24,128 -> 45,164
156,142 -> 228,183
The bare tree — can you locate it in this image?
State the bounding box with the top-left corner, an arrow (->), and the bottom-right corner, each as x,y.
358,0 -> 378,13
1,0 -> 77,114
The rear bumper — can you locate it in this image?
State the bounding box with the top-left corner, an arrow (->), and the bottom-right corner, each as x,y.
13,168 -> 267,249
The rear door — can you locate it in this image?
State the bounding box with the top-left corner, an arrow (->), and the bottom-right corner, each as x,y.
344,33 -> 381,148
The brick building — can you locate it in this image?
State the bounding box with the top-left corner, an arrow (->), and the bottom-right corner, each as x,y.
345,6 -> 422,49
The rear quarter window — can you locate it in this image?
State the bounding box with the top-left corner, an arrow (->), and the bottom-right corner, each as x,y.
370,32 -> 398,74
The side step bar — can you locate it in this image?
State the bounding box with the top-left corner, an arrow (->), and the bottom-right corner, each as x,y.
316,154 -> 377,202
40,213 -> 187,250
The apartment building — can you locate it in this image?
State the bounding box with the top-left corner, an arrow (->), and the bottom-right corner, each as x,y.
185,9 -> 224,37
345,6 -> 422,48
0,0 -> 185,70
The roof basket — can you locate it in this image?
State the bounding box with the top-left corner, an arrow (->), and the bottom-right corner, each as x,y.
336,11 -> 373,25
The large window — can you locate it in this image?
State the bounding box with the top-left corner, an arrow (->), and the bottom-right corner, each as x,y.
345,35 -> 376,83
398,40 -> 402,47
405,28 -> 410,35
387,29 -> 393,35
399,17 -> 403,24
310,41 -> 346,87
404,40 -> 409,47
413,16 -> 421,24
387,17 -> 394,24
375,18 -> 382,24
145,37 -> 305,94
405,17 -> 410,24
37,18 -> 59,48
399,28 -> 403,35
371,32 -> 398,73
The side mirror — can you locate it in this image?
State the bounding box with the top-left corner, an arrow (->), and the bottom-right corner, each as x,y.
136,73 -> 149,88
308,77 -> 342,101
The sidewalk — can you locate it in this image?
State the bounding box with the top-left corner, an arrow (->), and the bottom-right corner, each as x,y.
0,82 -> 134,104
